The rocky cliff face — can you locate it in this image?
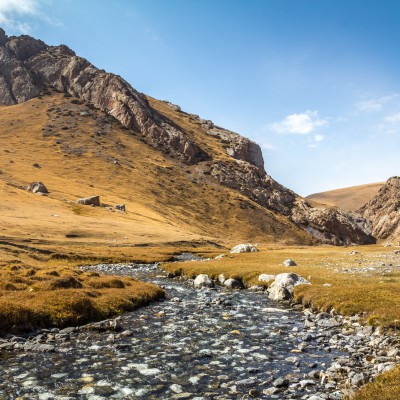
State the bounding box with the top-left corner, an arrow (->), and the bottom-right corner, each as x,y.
0,29 -> 376,245
359,177 -> 400,240
0,29 -> 208,165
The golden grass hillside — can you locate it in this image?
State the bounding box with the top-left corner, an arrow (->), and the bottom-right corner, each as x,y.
0,92 -> 312,249
306,182 -> 384,211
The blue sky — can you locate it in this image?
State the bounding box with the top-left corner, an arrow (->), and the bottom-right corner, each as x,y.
1,0 -> 399,195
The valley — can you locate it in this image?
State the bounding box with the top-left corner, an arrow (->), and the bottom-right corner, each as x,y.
0,28 -> 399,400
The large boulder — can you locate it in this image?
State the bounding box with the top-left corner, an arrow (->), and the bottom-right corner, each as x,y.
27,182 -> 48,194
268,273 -> 311,301
268,284 -> 292,301
230,244 -> 258,254
283,259 -> 297,267
273,273 -> 311,288
193,274 -> 214,289
224,278 -> 244,290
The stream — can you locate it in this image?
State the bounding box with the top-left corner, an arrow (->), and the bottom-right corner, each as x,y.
0,262 -> 396,400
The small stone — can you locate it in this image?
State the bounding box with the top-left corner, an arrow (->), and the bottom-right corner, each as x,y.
27,181 -> 48,194
272,377 -> 289,388
76,195 -> 100,206
283,259 -> 297,267
248,388 -> 261,397
258,274 -> 275,283
170,384 -> 183,394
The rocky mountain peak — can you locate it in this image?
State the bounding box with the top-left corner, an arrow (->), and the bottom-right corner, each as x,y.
0,29 -> 376,245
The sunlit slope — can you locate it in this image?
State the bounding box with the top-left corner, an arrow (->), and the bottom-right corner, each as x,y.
0,93 -> 312,247
306,182 -> 384,212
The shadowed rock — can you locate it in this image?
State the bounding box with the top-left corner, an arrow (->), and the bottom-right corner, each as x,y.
27,182 -> 48,194
77,195 -> 100,206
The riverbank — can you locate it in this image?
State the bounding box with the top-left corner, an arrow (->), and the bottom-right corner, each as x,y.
1,242 -> 399,398
162,244 -> 400,399
0,240 -> 203,335
164,244 -> 400,329
1,261 -> 395,399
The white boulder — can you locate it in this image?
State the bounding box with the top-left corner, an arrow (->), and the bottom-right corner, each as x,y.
268,273 -> 311,301
193,274 -> 214,289
230,244 -> 258,254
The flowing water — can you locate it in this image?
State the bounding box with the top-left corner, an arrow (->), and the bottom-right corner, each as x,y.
0,263 -> 349,399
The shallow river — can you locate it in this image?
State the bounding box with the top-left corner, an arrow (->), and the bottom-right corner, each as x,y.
0,263 -> 350,399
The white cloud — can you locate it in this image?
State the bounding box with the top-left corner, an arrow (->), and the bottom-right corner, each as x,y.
261,142 -> 275,151
314,134 -> 324,142
358,94 -> 398,112
384,112 -> 400,124
0,0 -> 52,33
270,110 -> 327,135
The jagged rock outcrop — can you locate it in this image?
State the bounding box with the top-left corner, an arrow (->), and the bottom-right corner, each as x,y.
0,29 -> 208,165
359,177 -> 400,239
203,121 -> 265,171
0,29 -> 376,245
207,159 -> 375,245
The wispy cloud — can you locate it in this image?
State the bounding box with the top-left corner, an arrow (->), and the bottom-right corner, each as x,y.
314,134 -> 324,142
0,0 -> 57,34
384,112 -> 400,124
270,110 -> 327,135
261,142 -> 276,151
357,94 -> 398,112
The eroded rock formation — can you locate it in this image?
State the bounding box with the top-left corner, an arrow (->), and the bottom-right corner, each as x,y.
359,176 -> 400,239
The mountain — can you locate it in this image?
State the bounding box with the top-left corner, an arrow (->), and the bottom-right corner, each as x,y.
306,182 -> 385,212
0,28 -> 375,245
359,177 -> 400,240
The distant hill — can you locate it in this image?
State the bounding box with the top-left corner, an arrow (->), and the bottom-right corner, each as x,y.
306,182 -> 385,212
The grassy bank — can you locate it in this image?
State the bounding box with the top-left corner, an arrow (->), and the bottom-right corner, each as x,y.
0,239 -> 219,335
353,366 -> 400,400
0,259 -> 165,334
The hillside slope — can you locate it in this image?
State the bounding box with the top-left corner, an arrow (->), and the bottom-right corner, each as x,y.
306,182 -> 384,211
0,93 -> 313,248
0,28 -> 375,245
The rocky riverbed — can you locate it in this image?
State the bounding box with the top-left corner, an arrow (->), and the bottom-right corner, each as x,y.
0,262 -> 398,399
